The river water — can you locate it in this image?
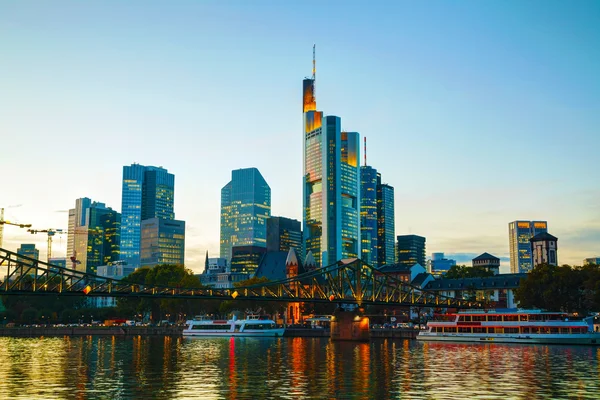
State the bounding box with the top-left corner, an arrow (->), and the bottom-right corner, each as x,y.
0,336 -> 598,399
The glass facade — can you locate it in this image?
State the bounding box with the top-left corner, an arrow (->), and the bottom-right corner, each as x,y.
120,164 -> 175,268
377,176 -> 395,267
302,76 -> 360,267
17,244 -> 39,262
229,245 -> 267,276
267,217 -> 302,261
85,204 -> 120,274
509,220 -> 548,273
220,168 -> 271,262
396,235 -> 426,266
140,218 -> 185,268
360,166 -> 378,267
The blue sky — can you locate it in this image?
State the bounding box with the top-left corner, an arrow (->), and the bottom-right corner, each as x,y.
1,0 -> 599,273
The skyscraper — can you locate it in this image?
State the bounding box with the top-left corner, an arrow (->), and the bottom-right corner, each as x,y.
120,164 -> 175,268
302,49 -> 360,267
17,243 -> 39,262
376,173 -> 395,267
140,218 -> 185,268
396,234 -> 426,266
220,168 -> 271,262
267,216 -> 302,259
67,197 -> 92,267
508,220 -> 548,273
360,166 -> 378,267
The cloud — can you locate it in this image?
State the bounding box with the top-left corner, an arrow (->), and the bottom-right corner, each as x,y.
54,210 -> 69,213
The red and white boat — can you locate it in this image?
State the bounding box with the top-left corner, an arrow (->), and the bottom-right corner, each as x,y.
417,309 -> 600,345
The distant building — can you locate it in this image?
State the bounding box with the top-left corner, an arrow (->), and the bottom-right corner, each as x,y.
302,57 -> 361,267
205,255 -> 228,274
199,256 -> 247,289
530,232 -> 558,267
472,252 -> 500,275
376,263 -> 426,284
267,216 -> 302,261
376,174 -> 395,268
396,235 -> 426,267
92,263 -> 136,308
583,257 -> 600,266
424,274 -> 528,309
427,252 -> 456,276
140,218 -> 185,268
229,245 -> 267,276
17,244 -> 39,262
67,197 -> 92,269
120,164 -> 175,268
360,166 -> 379,267
508,220 -> 548,273
48,257 -> 67,269
220,168 -> 271,262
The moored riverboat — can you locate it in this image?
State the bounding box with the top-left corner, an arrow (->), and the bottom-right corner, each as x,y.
417,309 -> 600,345
183,315 -> 285,337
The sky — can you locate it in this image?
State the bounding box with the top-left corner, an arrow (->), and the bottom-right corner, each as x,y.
1,0 -> 599,274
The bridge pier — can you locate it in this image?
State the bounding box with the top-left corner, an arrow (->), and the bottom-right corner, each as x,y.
330,304 -> 370,341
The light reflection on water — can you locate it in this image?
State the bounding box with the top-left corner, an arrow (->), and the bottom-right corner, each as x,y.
0,336 -> 598,399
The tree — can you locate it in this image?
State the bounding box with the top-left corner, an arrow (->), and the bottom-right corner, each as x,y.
444,265 -> 494,279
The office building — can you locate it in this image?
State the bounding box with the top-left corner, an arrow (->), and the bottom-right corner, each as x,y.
140,218 -> 185,268
67,197 -> 92,268
396,235 -> 426,267
17,244 -> 39,262
229,245 -> 267,276
530,232 -> 558,267
267,216 -> 302,260
302,51 -> 360,266
48,257 -> 67,269
472,252 -> 500,275
360,166 -> 378,267
220,168 -> 271,262
427,252 -> 456,275
376,173 -> 395,267
584,257 -> 600,266
120,164 -> 175,268
508,220 -> 548,273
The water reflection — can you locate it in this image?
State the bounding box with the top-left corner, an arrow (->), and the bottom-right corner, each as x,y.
0,337 -> 598,399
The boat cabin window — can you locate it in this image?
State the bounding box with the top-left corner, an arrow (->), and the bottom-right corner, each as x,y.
191,324 -> 231,330
472,315 -> 486,322
459,315 -> 472,322
519,315 -> 528,321
504,315 -> 518,322
245,323 -> 275,330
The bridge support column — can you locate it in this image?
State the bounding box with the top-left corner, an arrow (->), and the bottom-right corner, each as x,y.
330,305 -> 369,341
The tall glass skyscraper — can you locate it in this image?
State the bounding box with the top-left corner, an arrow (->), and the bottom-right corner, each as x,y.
267,216 -> 303,260
377,174 -> 395,267
360,166 -> 378,267
397,234 -> 426,266
302,52 -> 360,267
84,203 -> 120,274
509,220 -> 548,273
67,197 -> 92,268
120,164 -> 175,268
220,168 -> 271,262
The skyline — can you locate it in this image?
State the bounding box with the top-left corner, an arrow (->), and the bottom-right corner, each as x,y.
2,1 -> 599,273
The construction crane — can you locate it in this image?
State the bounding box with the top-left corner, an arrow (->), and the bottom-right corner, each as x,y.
0,207 -> 32,248
27,228 -> 65,262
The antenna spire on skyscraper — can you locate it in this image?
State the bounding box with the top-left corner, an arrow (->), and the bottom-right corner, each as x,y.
364,136 -> 367,167
312,44 -> 316,103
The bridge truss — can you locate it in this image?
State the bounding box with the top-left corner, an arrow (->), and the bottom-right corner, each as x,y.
0,248 -> 479,308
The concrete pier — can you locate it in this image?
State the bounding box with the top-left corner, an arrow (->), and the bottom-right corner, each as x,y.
330,307 -> 370,341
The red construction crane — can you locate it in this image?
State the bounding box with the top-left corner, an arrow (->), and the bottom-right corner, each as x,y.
27,228 -> 65,262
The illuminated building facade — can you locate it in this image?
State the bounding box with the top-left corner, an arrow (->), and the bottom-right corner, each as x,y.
229,245 -> 267,276
140,218 -> 185,268
17,244 -> 39,262
67,197 -> 92,268
120,164 -> 175,268
302,55 -> 360,267
84,203 -> 120,274
376,174 -> 395,267
396,234 -> 426,267
508,220 -> 548,273
220,168 -> 271,262
267,216 -> 302,261
360,166 -> 378,266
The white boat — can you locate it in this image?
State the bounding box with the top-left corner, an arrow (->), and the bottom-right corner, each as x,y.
417,309 -> 600,345
182,315 -> 285,337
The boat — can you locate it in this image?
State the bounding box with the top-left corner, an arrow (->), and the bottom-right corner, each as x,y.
417,309 -> 600,345
182,315 -> 285,337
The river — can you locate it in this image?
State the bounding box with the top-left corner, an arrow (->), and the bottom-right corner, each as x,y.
0,336 -> 598,399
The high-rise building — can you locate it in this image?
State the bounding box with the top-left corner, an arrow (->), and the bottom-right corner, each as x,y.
360,166 -> 378,267
17,243 -> 39,262
396,234 -> 426,267
267,216 -> 302,260
220,168 -> 271,262
140,218 -> 185,268
376,174 -> 395,267
530,232 -> 558,268
584,257 -> 600,266
302,50 -> 360,267
120,164 -> 175,268
67,197 -> 92,267
508,220 -> 548,273
229,245 -> 267,276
